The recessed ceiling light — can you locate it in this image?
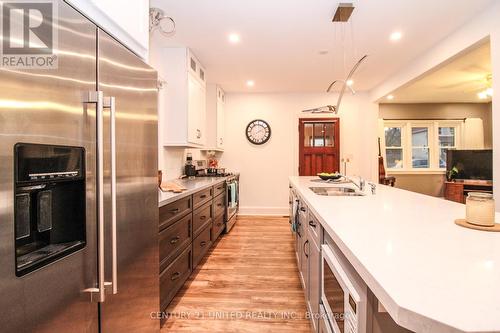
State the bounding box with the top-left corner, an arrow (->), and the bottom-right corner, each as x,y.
346,79 -> 354,86
246,80 -> 255,87
228,33 -> 240,44
386,94 -> 394,100
390,31 -> 402,42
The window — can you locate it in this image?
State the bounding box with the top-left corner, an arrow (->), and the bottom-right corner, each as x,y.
411,127 -> 429,168
382,120 -> 462,172
438,127 -> 456,168
384,127 -> 403,168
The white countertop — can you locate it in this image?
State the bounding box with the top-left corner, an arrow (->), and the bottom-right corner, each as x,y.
158,176 -> 229,207
289,176 -> 500,333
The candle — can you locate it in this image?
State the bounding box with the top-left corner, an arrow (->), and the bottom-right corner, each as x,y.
466,192 -> 495,227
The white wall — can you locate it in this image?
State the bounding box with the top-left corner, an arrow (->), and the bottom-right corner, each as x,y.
371,1 -> 500,210
220,93 -> 377,215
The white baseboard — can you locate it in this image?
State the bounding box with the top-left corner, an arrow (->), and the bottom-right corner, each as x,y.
237,206 -> 289,216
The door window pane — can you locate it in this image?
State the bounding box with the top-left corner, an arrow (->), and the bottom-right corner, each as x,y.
314,123 -> 324,147
304,123 -> 313,147
386,148 -> 403,168
324,123 -> 334,147
385,127 -> 401,147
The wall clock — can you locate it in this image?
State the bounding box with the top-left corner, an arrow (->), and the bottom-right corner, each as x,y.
246,119 -> 271,145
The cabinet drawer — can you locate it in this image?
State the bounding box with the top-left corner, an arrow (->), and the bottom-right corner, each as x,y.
308,213 -> 321,247
160,245 -> 191,311
193,201 -> 212,237
193,187 -> 213,208
213,192 -> 225,218
159,214 -> 192,271
213,182 -> 225,197
192,223 -> 212,268
298,198 -> 308,230
159,196 -> 192,230
211,214 -> 225,241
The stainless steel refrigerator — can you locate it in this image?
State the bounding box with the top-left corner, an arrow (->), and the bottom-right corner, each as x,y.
0,1 -> 159,332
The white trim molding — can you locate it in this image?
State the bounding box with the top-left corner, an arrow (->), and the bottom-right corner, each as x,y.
238,206 -> 289,216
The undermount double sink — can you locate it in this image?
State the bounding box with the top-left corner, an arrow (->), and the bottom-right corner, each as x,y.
309,186 -> 365,196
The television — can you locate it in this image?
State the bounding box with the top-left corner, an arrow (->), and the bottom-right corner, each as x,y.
446,149 -> 493,180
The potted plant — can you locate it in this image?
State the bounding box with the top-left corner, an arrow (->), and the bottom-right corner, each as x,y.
447,166 -> 459,182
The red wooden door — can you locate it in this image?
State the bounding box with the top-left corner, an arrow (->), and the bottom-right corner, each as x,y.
299,118 -> 340,176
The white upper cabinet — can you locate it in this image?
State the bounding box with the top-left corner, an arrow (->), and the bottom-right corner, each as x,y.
206,84 -> 226,151
216,87 -> 225,149
152,48 -> 207,147
65,0 -> 149,59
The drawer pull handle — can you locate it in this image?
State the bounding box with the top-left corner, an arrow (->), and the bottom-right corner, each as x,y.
200,195 -> 207,199
169,208 -> 180,213
300,207 -> 306,212
200,215 -> 206,220
200,241 -> 207,247
217,223 -> 222,227
170,236 -> 180,244
309,221 -> 317,228
217,203 -> 223,207
171,272 -> 181,281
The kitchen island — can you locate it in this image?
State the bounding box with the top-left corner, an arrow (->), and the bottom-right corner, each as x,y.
289,176 -> 500,333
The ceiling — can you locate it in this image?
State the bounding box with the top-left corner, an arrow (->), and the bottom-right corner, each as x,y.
150,0 -> 495,93
382,40 -> 492,103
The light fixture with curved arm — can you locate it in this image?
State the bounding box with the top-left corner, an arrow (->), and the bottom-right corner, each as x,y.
302,54 -> 368,114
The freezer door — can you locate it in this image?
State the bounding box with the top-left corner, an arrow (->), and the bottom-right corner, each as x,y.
97,30 -> 160,332
0,1 -> 98,332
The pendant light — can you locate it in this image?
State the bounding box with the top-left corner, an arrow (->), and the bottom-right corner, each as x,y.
302,3 -> 368,114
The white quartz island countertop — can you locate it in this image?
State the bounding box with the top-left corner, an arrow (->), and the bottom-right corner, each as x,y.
158,176 -> 230,207
289,176 -> 500,333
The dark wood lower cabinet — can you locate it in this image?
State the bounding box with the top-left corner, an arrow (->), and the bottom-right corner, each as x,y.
211,213 -> 225,240
159,195 -> 192,230
159,213 -> 192,271
192,223 -> 212,268
160,245 -> 192,311
193,201 -> 213,237
159,181 -> 229,316
213,192 -> 225,218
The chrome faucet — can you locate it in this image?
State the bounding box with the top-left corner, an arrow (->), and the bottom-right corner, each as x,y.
368,182 -> 377,194
347,176 -> 365,192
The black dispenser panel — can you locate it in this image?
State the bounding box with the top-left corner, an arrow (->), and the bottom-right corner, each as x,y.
14,143 -> 86,276
15,143 -> 85,183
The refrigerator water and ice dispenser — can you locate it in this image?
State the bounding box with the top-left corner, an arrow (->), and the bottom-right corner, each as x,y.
14,143 -> 86,276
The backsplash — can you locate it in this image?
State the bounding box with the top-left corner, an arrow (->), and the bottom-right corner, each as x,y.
158,147 -> 206,180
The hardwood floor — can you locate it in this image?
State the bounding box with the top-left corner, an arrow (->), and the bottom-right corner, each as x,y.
162,216 -> 312,333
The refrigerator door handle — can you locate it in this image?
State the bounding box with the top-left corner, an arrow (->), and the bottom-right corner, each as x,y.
104,96 -> 118,295
82,91 -> 106,303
